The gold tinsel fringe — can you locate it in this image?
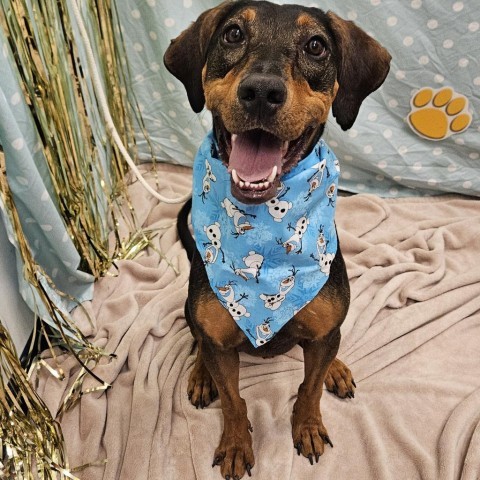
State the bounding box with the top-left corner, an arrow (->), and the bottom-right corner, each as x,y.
0,0 -> 163,476
0,0 -> 146,277
0,322 -> 78,479
0,154 -> 113,477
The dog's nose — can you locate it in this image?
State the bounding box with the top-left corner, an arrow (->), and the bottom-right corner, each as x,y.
238,74 -> 287,116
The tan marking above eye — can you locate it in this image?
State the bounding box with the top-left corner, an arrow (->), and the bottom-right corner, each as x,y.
297,13 -> 318,28
241,8 -> 256,22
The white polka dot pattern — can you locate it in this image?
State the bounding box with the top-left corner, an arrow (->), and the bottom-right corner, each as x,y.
106,0 -> 479,198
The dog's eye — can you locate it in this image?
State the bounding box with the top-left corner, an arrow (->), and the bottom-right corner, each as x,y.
305,36 -> 327,58
223,25 -> 244,44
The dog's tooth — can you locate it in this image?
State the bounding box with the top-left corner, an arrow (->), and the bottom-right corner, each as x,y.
264,181 -> 270,189
239,180 -> 245,188
244,181 -> 251,188
232,169 -> 240,185
267,166 -> 277,183
232,134 -> 238,143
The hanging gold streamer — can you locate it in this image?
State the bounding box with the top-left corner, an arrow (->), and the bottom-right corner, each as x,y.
0,0 -> 164,475
0,0 -> 150,278
0,157 -> 114,476
0,321 -> 79,480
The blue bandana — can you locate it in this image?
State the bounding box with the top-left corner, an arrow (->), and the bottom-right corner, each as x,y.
192,131 -> 339,348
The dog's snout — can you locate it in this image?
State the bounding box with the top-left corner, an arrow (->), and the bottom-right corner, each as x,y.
238,74 -> 287,116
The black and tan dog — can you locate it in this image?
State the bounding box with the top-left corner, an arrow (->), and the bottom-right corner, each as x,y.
164,1 -> 390,478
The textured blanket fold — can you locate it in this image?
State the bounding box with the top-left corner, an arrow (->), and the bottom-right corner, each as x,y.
35,164 -> 480,480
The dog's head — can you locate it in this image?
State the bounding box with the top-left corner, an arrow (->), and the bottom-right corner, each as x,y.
164,1 -> 391,204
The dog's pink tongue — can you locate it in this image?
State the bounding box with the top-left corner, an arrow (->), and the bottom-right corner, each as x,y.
229,130 -> 283,182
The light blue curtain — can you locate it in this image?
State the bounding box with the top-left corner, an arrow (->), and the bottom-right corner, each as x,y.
0,26 -> 94,331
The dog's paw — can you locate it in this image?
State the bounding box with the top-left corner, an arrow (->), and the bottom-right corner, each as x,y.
324,357 -> 356,399
407,87 -> 472,140
187,362 -> 218,408
212,425 -> 255,479
292,414 -> 332,464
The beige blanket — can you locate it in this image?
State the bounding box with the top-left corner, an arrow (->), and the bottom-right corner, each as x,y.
36,165 -> 480,480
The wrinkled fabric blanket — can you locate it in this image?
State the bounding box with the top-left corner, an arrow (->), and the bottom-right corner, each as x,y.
35,164 -> 480,480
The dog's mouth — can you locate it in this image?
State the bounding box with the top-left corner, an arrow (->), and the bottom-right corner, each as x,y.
215,123 -> 315,204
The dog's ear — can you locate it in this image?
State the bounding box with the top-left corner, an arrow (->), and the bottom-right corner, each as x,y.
327,12 -> 391,130
163,2 -> 233,113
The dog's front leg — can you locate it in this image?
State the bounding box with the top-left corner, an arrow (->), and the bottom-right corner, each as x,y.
292,327 -> 341,464
202,341 -> 255,479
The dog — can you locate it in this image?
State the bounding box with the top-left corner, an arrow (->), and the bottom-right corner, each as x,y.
164,2 -> 391,478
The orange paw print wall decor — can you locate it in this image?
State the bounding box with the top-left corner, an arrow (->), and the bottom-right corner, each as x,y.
407,87 -> 472,141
